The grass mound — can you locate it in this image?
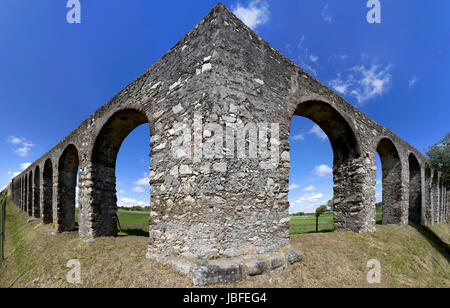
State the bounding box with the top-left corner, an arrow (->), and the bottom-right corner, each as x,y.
0,198 -> 448,288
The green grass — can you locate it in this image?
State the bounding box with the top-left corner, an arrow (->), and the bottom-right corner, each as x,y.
290,208 -> 383,235
75,207 -> 383,237
75,208 -> 149,237
1,196 -> 448,288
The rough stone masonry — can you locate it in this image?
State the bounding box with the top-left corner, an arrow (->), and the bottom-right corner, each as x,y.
8,4 -> 449,285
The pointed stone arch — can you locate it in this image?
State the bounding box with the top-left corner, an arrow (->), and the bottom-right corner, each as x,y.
57,144 -> 80,232
408,153 -> 421,224
86,108 -> 150,237
376,138 -> 404,225
43,158 -> 54,224
291,100 -> 368,232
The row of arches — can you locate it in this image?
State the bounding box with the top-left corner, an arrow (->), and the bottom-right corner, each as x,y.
10,109 -> 151,236
8,102 -> 449,241
290,100 -> 447,228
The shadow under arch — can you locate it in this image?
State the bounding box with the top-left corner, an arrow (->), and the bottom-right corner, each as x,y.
376,137 -> 403,225
292,100 -> 365,231
43,158 -> 54,224
90,108 -> 150,237
34,165 -> 41,218
28,171 -> 33,217
294,101 -> 361,165
57,144 -> 80,232
408,153 -> 422,224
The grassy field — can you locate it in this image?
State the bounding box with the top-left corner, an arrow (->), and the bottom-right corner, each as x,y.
75,208 -> 383,237
0,199 -> 448,288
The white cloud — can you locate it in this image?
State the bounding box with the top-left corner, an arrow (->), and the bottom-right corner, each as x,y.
20,163 -> 32,170
328,57 -> 392,105
297,36 -> 319,77
309,55 -> 319,63
7,136 -> 24,145
289,183 -> 300,190
328,54 -> 348,62
315,164 -> 333,177
408,76 -> 418,88
7,136 -> 35,157
291,133 -> 305,141
132,186 -> 145,194
295,192 -> 324,204
232,0 -> 270,30
134,176 -> 149,187
322,3 -> 334,24
309,125 -> 328,141
118,197 -> 147,208
303,185 -> 316,192
291,192 -> 326,213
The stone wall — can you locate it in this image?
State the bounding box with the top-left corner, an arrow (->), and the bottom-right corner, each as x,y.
8,4 -> 448,284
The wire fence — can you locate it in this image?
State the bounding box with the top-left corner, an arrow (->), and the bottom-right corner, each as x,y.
290,210 -> 383,235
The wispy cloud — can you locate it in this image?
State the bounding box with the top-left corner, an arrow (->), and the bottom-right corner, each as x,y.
328,55 -> 392,105
289,183 -> 300,190
322,3 -> 334,24
408,76 -> 419,88
297,36 -> 320,77
118,197 -> 147,208
20,163 -> 32,170
303,185 -> 316,192
291,133 -> 305,141
133,174 -> 149,187
291,192 -> 327,213
7,136 -> 35,157
309,125 -> 328,141
315,164 -> 333,177
232,0 -> 270,30
132,186 -> 145,194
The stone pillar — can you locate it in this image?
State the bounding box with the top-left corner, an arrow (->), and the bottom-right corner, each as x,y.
424,169 -> 432,224
333,155 -> 376,233
78,161 -> 97,239
431,173 -> 439,225
420,167 -> 427,225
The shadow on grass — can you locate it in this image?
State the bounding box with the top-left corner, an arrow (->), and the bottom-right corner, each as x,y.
409,222 -> 450,263
290,228 -> 335,235
118,229 -> 149,237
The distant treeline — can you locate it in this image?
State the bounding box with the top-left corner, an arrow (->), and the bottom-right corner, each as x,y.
118,206 -> 150,212
291,202 -> 383,217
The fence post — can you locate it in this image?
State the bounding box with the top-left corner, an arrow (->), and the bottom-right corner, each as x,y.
315,213 -> 319,233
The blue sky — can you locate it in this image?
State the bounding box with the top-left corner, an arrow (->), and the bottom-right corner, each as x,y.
1,1 -> 449,213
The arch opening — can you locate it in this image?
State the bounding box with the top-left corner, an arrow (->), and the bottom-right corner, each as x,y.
408,153 -> 422,224
43,159 -> 53,224
28,173 -> 33,216
376,138 -> 403,225
91,109 -> 149,237
294,101 -> 360,166
290,101 -> 363,232
57,144 -> 79,232
34,166 -> 41,218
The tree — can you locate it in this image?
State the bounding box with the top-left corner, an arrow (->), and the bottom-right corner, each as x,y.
316,205 -> 328,216
426,133 -> 450,183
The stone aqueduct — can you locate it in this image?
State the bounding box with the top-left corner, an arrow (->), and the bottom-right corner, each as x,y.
7,4 -> 449,284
